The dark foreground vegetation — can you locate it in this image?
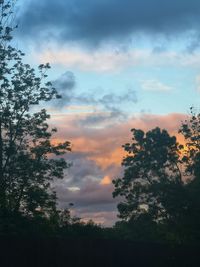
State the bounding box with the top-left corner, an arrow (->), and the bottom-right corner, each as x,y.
0,211 -> 200,267
0,236 -> 200,267
0,1 -> 200,266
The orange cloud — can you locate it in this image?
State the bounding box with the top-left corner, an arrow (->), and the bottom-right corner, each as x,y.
100,175 -> 112,185
51,111 -> 189,225
50,112 -> 187,185
90,147 -> 125,169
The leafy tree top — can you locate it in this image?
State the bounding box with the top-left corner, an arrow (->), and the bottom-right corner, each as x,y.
0,0 -> 71,217
113,127 -> 182,221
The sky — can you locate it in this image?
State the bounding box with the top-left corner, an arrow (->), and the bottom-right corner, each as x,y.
15,0 -> 200,226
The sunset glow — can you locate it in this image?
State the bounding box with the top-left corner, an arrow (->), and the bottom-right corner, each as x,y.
15,0 -> 200,225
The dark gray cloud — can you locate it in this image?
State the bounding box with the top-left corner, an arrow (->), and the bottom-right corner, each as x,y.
52,71 -> 76,107
54,71 -> 76,92
79,110 -> 125,127
64,152 -> 103,185
54,152 -> 121,225
99,90 -> 137,110
61,150 -> 123,187
57,181 -> 115,208
53,138 -> 123,208
18,0 -> 200,46
74,89 -> 137,124
55,177 -> 119,225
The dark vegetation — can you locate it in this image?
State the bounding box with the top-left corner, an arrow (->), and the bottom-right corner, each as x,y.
1,237 -> 200,267
113,114 -> 200,244
0,1 -> 200,266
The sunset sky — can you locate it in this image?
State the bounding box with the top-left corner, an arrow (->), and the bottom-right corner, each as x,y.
15,0 -> 200,225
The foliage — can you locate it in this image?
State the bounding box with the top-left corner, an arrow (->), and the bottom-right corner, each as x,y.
113,127 -> 183,222
113,109 -> 200,243
0,0 -> 71,217
178,107 -> 200,240
179,107 -> 200,179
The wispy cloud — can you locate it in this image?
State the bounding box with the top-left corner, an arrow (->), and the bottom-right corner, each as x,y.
35,48 -> 200,73
141,79 -> 173,92
50,72 -> 137,123
36,48 -> 145,72
195,74 -> 200,92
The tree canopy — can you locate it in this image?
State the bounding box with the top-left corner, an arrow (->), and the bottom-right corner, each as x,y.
113,109 -> 200,242
113,127 -> 184,222
0,0 -> 71,218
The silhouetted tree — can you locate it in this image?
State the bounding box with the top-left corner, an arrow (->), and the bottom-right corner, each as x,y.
178,107 -> 200,240
0,0 -> 71,218
113,110 -> 200,243
113,127 -> 183,222
179,107 -> 200,180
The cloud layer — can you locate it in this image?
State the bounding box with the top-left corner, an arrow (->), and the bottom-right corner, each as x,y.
19,0 -> 200,46
37,48 -> 200,73
51,111 -> 187,225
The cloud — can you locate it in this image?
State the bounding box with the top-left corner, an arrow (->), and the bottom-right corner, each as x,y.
74,89 -> 137,125
51,111 -> 187,225
51,71 -> 76,107
36,48 -> 200,73
50,72 -> 137,116
141,79 -> 173,92
52,112 -> 187,176
18,0 -> 200,46
99,90 -> 137,110
53,71 -> 76,93
195,75 -> 200,92
57,181 -> 115,208
55,179 -> 118,226
100,175 -> 112,185
36,48 -> 144,72
64,152 -> 103,185
52,113 -> 185,170
71,89 -> 137,112
186,32 -> 200,53
51,112 -> 187,177
78,110 -> 126,128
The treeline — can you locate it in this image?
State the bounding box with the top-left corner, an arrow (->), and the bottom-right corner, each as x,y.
1,0 -> 200,246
